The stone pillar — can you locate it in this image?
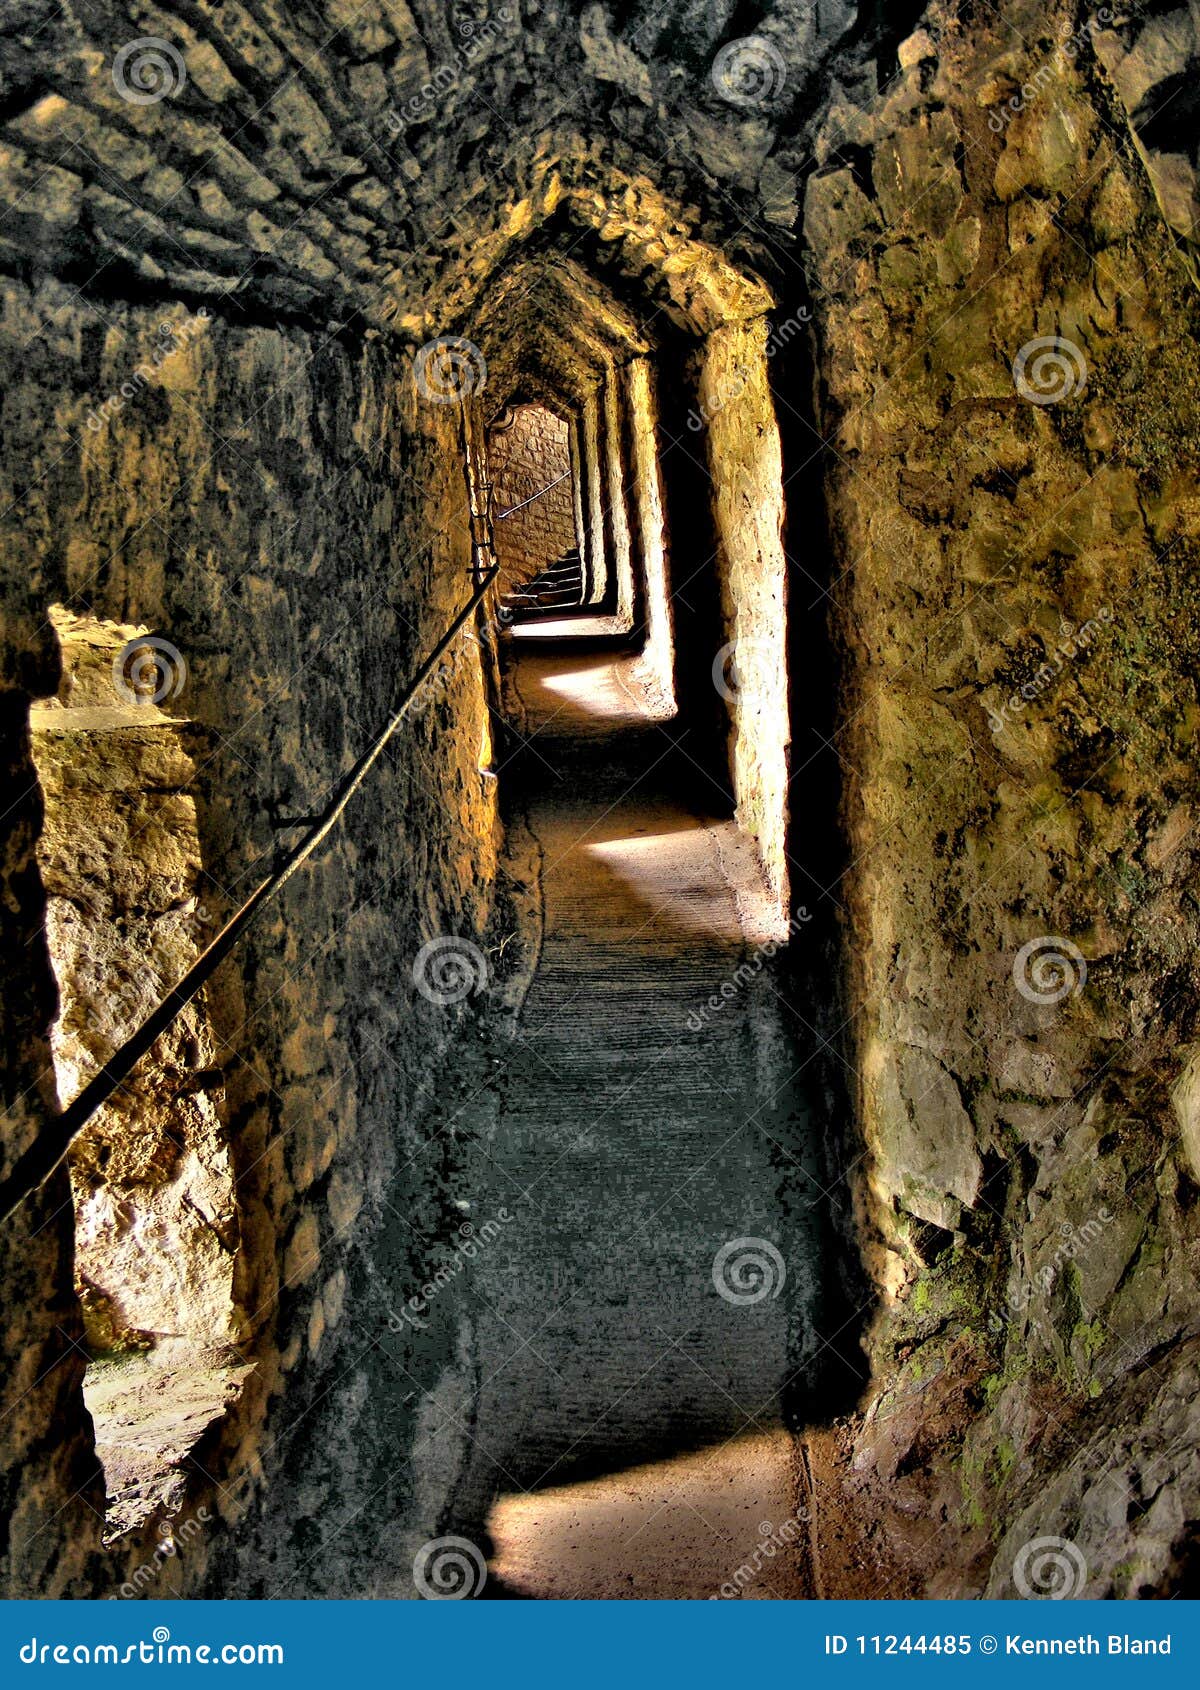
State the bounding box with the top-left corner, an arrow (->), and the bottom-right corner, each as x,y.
653,339 -> 728,801
623,358 -> 674,707
579,389 -> 608,606
599,364 -> 634,624
567,413 -> 589,588
697,318 -> 789,906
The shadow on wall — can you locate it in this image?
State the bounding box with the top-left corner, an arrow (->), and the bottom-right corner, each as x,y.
28,607 -> 249,1541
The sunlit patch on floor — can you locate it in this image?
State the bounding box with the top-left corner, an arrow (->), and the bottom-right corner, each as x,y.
487,1430 -> 810,1600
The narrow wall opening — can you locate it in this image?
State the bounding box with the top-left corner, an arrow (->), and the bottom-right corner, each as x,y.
28,607 -> 248,1540
485,403 -> 583,623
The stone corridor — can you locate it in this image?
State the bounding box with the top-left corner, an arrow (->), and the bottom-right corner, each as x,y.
441,633 -> 831,1597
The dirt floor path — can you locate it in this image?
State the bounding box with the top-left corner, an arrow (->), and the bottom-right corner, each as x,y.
446,635 -> 832,1598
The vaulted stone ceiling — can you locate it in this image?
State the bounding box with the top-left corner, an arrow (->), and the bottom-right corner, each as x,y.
0,0 -> 926,353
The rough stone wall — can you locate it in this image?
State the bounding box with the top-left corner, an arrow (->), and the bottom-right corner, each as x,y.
0,0 -> 907,348
805,0 -> 1200,1594
0,273 -> 501,1596
1093,4 -> 1200,294
488,404 -> 577,592
0,708 -> 102,1597
31,610 -> 239,1367
567,417 -> 589,592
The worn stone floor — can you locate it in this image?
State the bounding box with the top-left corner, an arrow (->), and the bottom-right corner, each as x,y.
437,632 -> 837,1598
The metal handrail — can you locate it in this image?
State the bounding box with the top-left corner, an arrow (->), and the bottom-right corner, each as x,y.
0,566 -> 500,1225
495,470 -> 571,521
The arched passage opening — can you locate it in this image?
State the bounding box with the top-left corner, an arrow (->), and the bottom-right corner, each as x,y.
469,232 -> 795,912
485,402 -> 582,621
